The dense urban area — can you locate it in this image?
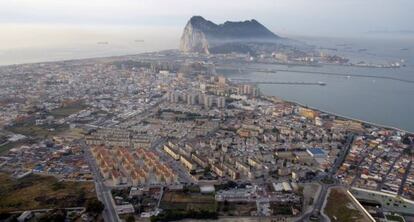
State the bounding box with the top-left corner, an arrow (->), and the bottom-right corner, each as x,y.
0,50 -> 413,222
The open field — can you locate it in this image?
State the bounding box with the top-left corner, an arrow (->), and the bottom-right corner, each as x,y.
160,191 -> 217,212
0,140 -> 29,154
385,213 -> 405,222
217,201 -> 257,217
324,188 -> 368,222
49,102 -> 87,119
0,173 -> 96,213
6,124 -> 69,139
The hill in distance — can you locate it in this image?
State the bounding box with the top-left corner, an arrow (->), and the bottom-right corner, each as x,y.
180,16 -> 283,54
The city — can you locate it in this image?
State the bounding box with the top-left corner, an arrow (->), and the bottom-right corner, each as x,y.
0,49 -> 413,222
0,1 -> 414,222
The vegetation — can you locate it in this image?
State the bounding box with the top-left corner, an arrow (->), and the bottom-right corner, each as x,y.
49,102 -> 87,119
321,176 -> 335,184
0,139 -> 30,154
214,180 -> 238,190
125,214 -> 136,222
6,120 -> 69,139
0,173 -> 96,213
324,188 -> 365,222
38,209 -> 66,222
160,191 -> 217,212
385,213 -> 405,222
150,209 -> 218,222
85,198 -> 105,214
217,201 -> 257,216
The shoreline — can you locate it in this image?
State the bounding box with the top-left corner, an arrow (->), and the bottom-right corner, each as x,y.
1,51 -> 412,134
266,95 -> 413,134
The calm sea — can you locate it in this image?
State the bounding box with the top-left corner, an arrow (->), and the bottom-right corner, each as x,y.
224,36 -> 414,132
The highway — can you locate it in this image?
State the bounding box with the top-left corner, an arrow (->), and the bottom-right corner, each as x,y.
82,142 -> 119,222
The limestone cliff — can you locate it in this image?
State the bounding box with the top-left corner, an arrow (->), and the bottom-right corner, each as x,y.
179,16 -> 280,54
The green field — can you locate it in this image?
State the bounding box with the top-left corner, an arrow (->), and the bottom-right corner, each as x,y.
0,140 -> 28,154
386,214 -> 405,222
49,103 -> 87,119
0,173 -> 96,213
160,191 -> 217,212
324,188 -> 367,222
217,201 -> 257,216
7,123 -> 69,139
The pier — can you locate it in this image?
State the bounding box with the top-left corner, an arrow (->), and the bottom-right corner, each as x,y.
229,78 -> 326,86
249,81 -> 326,86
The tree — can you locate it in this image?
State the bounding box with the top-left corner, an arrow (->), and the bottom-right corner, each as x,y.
126,215 -> 135,222
402,135 -> 412,145
39,209 -> 65,222
86,198 -> 105,214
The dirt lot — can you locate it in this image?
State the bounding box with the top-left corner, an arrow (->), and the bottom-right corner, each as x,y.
160,191 -> 217,212
324,187 -> 369,222
0,173 -> 96,213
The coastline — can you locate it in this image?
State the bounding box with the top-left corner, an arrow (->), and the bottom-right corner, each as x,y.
1,51 -> 412,135
265,94 -> 414,134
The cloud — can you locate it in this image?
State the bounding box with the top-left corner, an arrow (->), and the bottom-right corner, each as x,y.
0,0 -> 413,36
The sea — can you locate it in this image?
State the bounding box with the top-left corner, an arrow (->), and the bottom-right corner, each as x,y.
223,36 -> 414,133
0,25 -> 413,132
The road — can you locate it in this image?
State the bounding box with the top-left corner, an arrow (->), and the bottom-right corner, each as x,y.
295,183 -> 331,222
82,142 -> 119,222
377,153 -> 403,191
153,144 -> 196,184
295,134 -> 355,221
398,160 -> 412,195
350,148 -> 371,186
330,133 -> 354,176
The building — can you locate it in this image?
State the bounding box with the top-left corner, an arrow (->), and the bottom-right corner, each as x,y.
248,157 -> 262,169
235,160 -> 250,174
116,204 -> 135,215
17,211 -> 33,222
218,76 -> 226,86
298,107 -> 317,120
192,153 -> 208,168
180,155 -> 196,171
203,95 -> 213,109
211,164 -> 225,177
351,187 -> 414,215
164,144 -> 180,160
306,148 -> 326,158
186,93 -> 197,105
216,97 -> 226,108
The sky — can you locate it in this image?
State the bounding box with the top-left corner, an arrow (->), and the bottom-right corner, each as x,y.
1,0 -> 413,37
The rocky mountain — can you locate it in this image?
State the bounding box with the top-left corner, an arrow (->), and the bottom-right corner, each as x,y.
180,16 -> 281,54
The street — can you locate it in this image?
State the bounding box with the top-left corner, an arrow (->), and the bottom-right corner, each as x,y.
82,142 -> 120,222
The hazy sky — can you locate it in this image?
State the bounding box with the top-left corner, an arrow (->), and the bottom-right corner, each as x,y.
1,0 -> 413,37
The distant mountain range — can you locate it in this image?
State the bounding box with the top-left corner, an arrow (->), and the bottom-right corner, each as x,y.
180,16 -> 282,54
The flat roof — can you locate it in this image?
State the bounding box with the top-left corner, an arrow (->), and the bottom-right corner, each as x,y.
307,148 -> 325,155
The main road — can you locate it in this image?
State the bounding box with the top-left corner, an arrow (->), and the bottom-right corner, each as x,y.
82,141 -> 120,222
295,134 -> 354,221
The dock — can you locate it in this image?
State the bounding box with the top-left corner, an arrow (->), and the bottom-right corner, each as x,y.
229,79 -> 326,86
